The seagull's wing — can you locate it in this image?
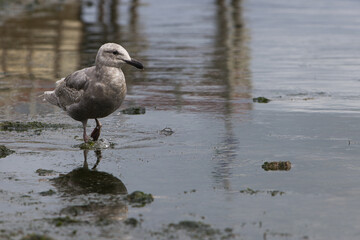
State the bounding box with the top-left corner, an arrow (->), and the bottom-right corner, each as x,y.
64,67 -> 93,91
44,67 -> 94,110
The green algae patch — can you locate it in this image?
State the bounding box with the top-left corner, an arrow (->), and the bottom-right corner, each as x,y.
253,97 -> 271,103
263,230 -> 292,239
152,221 -> 237,240
51,216 -> 80,227
124,218 -> 139,227
169,221 -> 214,231
262,161 -> 291,171
126,191 -> 154,207
36,169 -> 56,176
121,106 -> 146,115
21,234 -> 55,240
77,139 -> 115,150
78,141 -> 96,150
240,188 -> 285,197
240,188 -> 260,195
39,189 -> 56,196
268,190 -> 285,196
0,121 -> 71,132
60,200 -> 127,222
0,145 -> 14,158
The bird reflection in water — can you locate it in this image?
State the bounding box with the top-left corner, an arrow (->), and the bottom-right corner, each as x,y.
52,149 -> 128,221
84,148 -> 102,170
53,149 -> 127,195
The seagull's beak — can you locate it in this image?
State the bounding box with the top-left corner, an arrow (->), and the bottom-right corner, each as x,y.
124,58 -> 144,70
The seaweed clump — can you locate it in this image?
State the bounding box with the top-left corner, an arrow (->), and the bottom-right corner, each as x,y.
240,188 -> 260,195
21,234 -> 54,240
240,188 -> 285,196
151,221 -> 236,240
262,161 -> 291,171
51,216 -> 80,227
39,189 -> 56,196
126,191 -> 154,207
0,145 -> 14,158
121,106 -> 146,115
124,218 -> 139,227
253,97 -> 271,103
36,169 -> 56,176
169,221 -> 216,232
0,121 -> 70,132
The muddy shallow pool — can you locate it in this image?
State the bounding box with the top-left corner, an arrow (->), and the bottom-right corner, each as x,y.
1,0 -> 360,239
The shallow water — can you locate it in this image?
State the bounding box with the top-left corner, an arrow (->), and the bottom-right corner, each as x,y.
1,0 -> 360,239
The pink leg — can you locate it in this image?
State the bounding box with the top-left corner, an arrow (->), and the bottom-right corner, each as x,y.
82,120 -> 90,142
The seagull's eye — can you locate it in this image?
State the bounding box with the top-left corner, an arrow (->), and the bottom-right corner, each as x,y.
113,51 -> 120,55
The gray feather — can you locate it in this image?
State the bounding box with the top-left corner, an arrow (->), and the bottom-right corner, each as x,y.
44,90 -> 59,106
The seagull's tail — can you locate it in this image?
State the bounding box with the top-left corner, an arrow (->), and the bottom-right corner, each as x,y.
55,78 -> 65,87
43,90 -> 59,106
42,78 -> 64,106
38,93 -> 45,100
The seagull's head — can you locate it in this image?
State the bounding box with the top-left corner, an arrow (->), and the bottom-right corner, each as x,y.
96,43 -> 144,70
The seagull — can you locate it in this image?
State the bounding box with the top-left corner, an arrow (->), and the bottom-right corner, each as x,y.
44,43 -> 144,142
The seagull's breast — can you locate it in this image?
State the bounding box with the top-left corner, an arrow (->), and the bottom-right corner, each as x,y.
67,68 -> 127,121
84,78 -> 126,117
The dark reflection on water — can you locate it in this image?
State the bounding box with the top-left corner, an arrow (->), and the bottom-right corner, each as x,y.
127,0 -> 252,113
211,0 -> 248,190
208,0 -> 251,114
52,149 -> 128,221
52,149 -> 127,195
